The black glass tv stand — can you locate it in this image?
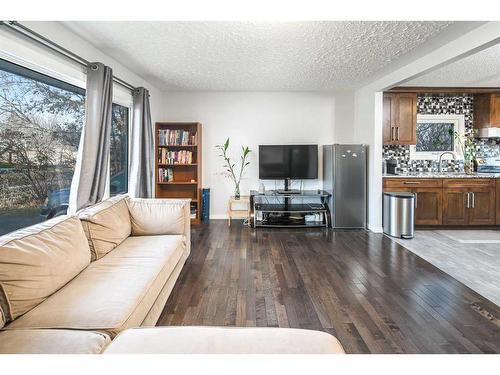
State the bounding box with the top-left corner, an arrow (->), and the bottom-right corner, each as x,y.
250,190 -> 331,228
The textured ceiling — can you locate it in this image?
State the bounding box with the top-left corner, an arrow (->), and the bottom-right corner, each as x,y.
62,21 -> 453,91
403,42 -> 500,87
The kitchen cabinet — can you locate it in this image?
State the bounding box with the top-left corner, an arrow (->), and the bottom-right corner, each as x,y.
474,93 -> 500,129
443,179 -> 496,226
497,179 -> 500,225
468,187 -> 496,225
384,178 -> 497,226
413,188 -> 443,225
442,188 -> 468,225
383,179 -> 442,225
383,92 -> 417,145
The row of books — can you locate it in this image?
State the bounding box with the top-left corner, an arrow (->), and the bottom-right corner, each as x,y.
158,129 -> 197,146
158,167 -> 174,182
158,149 -> 193,165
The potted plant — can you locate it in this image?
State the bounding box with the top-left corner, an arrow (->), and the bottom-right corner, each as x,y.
449,128 -> 477,174
216,138 -> 251,199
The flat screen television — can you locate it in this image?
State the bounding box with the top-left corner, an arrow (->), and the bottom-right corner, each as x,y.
259,145 -> 318,180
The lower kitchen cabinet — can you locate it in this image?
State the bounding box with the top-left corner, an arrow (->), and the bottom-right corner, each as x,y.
442,188 -> 468,225
414,188 -> 442,225
384,177 -> 497,226
443,179 -> 496,226
383,179 -> 443,225
497,179 -> 500,225
468,187 -> 496,225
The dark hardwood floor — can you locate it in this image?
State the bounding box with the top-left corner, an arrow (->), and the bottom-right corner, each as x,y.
157,220 -> 500,354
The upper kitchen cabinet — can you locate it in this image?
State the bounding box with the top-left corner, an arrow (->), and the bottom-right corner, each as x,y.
474,93 -> 500,129
383,92 -> 417,145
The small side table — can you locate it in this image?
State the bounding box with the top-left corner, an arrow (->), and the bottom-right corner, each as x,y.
228,196 -> 250,226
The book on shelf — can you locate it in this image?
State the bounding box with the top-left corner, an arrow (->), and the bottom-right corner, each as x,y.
158,129 -> 197,146
158,149 -> 193,164
158,167 -> 174,182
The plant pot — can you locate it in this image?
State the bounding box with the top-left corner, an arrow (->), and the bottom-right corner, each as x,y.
464,161 -> 473,174
234,185 -> 240,200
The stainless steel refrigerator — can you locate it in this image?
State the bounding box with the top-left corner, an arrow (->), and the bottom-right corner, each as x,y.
322,144 -> 367,228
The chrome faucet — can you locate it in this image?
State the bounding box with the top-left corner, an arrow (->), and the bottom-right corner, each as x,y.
438,152 -> 456,172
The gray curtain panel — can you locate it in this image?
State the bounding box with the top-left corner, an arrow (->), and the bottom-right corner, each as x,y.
129,87 -> 153,198
69,62 -> 113,212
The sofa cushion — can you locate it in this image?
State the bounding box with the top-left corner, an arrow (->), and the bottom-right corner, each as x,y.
6,235 -> 186,337
78,195 -> 131,261
0,329 -> 111,354
104,327 -> 345,354
126,198 -> 189,236
0,216 -> 91,325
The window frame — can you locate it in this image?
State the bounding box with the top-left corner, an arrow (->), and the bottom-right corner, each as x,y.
0,57 -> 87,234
409,114 -> 465,161
0,55 -> 133,205
109,102 -> 130,197
0,58 -> 85,96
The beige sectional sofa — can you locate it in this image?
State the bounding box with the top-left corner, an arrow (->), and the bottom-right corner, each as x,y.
103,326 -> 345,354
0,195 -> 191,354
0,194 -> 345,354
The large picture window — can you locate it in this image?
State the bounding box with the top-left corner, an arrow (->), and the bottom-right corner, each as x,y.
110,103 -> 129,196
0,59 -> 85,235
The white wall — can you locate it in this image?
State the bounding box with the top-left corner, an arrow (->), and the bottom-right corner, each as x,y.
332,91 -> 355,143
162,91 -> 354,218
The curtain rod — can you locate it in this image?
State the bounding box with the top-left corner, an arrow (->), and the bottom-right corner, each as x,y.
1,21 -> 137,92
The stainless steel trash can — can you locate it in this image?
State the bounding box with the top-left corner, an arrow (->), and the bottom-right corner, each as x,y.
383,192 -> 415,239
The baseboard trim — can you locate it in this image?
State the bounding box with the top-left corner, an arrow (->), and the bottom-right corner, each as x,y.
368,225 -> 384,233
210,214 -> 228,220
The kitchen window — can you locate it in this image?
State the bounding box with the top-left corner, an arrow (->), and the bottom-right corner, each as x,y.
410,114 -> 465,160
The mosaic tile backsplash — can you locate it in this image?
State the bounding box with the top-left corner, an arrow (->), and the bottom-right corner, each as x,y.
382,94 -> 500,173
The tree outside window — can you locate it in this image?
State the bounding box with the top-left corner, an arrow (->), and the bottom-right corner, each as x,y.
0,60 -> 84,235
110,103 -> 129,196
0,59 -> 130,235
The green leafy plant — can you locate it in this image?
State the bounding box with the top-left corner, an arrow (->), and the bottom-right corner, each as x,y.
215,138 -> 251,199
448,128 -> 477,170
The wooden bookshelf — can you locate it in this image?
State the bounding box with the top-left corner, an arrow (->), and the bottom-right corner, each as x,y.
155,122 -> 202,224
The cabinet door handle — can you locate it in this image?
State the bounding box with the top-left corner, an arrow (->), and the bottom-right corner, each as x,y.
471,192 -> 475,208
403,181 -> 420,185
466,192 -> 470,208
391,127 -> 395,141
396,127 -> 400,141
414,192 -> 417,208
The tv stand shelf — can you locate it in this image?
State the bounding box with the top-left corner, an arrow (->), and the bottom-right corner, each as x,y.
250,190 -> 331,228
254,203 -> 328,213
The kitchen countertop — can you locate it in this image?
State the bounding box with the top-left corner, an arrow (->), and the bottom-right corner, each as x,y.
383,172 -> 500,179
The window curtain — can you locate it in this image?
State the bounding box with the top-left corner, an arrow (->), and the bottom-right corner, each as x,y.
69,62 -> 113,212
129,87 -> 153,198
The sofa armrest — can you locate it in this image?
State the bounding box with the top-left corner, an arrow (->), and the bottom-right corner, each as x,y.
126,198 -> 191,254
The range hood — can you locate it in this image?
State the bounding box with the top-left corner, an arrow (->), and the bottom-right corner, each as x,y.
476,127 -> 500,138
